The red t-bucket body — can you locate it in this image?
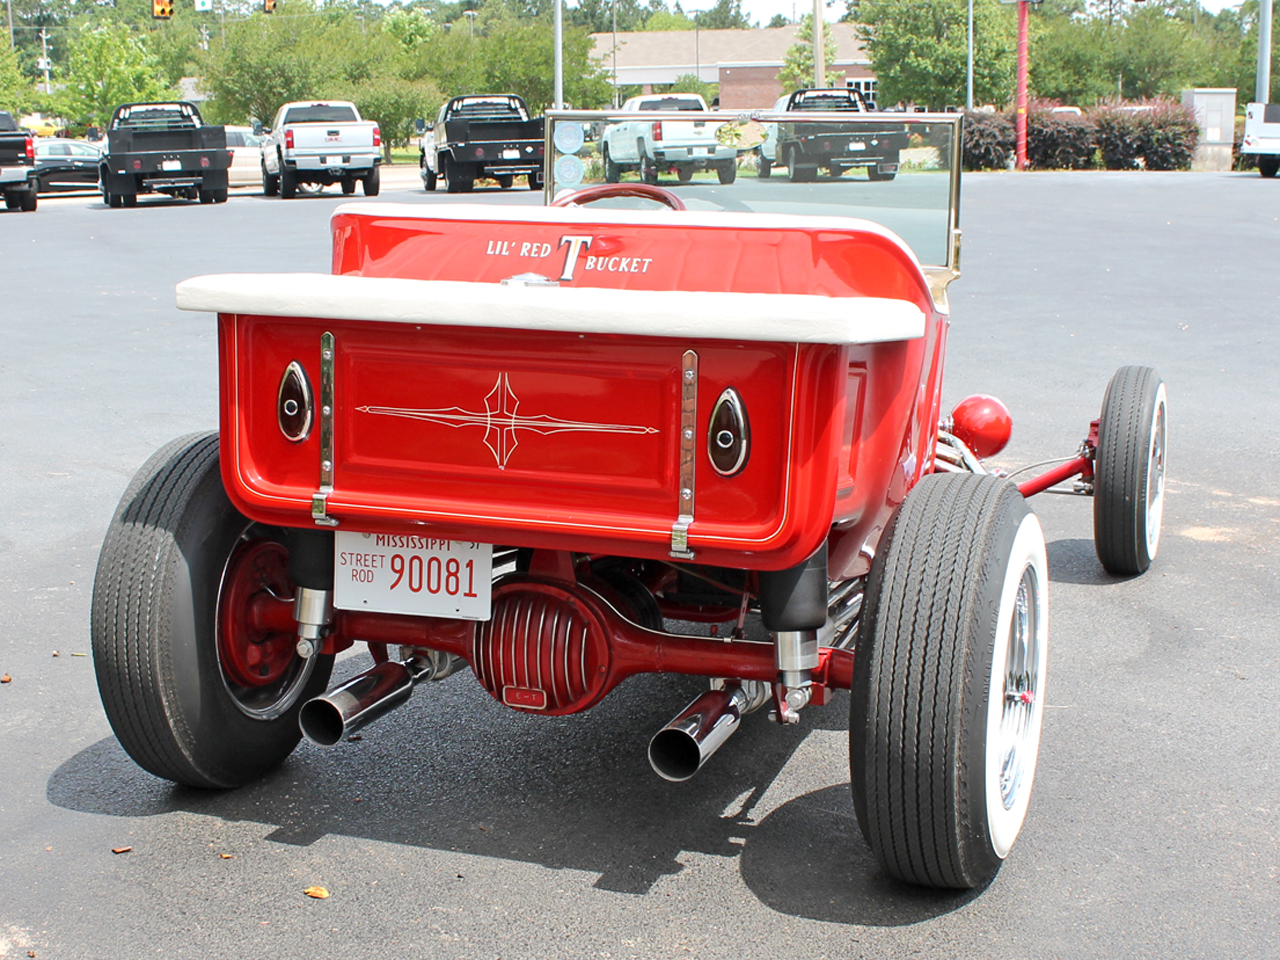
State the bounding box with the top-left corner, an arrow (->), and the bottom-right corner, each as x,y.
187,203 -> 944,578
97,113 -> 1167,891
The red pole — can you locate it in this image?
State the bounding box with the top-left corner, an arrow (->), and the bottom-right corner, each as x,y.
1016,0 -> 1029,170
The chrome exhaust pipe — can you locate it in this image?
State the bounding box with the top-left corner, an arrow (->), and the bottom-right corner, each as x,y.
648,681 -> 769,782
299,657 -> 435,746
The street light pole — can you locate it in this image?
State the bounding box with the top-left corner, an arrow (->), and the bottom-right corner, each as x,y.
1258,0 -> 1273,104
612,0 -> 618,107
966,0 -> 974,111
554,0 -> 564,109
813,0 -> 825,88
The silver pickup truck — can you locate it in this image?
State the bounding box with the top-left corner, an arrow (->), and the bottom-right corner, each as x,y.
260,100 -> 381,199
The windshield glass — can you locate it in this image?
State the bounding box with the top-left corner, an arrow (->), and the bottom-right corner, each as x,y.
546,109 -> 960,269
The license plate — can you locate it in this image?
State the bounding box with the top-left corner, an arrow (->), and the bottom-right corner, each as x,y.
333,532 -> 492,620
161,160 -> 181,171
501,149 -> 520,159
849,142 -> 867,151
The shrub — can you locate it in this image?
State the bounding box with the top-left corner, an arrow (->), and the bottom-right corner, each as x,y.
1091,101 -> 1199,171
963,111 -> 1014,170
1026,110 -> 1098,170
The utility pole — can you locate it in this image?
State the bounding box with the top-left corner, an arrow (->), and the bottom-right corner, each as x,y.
38,28 -> 51,94
612,0 -> 618,107
813,0 -> 825,88
7,0 -> 14,50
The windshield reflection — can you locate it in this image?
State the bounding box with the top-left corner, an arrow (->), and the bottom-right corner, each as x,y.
546,110 -> 959,269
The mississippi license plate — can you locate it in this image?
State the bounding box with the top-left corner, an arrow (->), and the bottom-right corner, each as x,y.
333,532 -> 492,620
500,148 -> 520,159
161,159 -> 181,171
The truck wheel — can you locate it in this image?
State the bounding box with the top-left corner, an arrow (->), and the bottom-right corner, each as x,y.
677,165 -> 694,183
122,193 -> 137,207
756,153 -> 772,178
198,189 -> 215,204
91,433 -> 334,789
213,189 -> 228,204
262,161 -> 279,196
602,145 -> 620,183
640,156 -> 658,185
341,177 -> 356,195
1259,156 -> 1278,178
851,473 -> 1048,889
717,160 -> 737,185
280,164 -> 297,199
1094,366 -> 1166,576
363,165 -> 380,196
422,160 -> 437,191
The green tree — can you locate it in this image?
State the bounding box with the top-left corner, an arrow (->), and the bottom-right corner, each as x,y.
345,75 -> 443,160
383,7 -> 442,47
670,72 -> 718,103
698,0 -> 752,29
855,0 -> 1016,110
0,44 -> 37,114
643,10 -> 695,30
778,14 -> 841,92
55,23 -> 171,127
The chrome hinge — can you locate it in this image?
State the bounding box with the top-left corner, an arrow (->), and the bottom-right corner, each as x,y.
670,349 -> 697,559
313,331 -> 339,527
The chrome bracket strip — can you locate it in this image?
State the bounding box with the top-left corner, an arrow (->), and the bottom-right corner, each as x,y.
670,349 -> 697,559
312,331 -> 339,527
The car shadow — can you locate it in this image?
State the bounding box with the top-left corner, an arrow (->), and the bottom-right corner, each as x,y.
1047,537 -> 1127,585
47,670 -> 970,926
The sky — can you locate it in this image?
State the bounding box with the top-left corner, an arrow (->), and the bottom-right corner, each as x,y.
730,0 -> 1243,29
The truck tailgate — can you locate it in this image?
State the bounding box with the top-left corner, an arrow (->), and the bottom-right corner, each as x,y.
289,123 -> 376,153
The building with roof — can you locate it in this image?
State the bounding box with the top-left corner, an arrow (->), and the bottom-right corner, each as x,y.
588,24 -> 875,110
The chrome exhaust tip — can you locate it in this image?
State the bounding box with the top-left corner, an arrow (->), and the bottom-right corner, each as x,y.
648,681 -> 768,782
299,658 -> 433,746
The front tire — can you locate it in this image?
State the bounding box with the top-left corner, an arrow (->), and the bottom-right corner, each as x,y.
262,161 -> 279,196
422,159 -> 438,191
851,473 -> 1049,889
1094,366 -> 1167,576
602,145 -> 621,183
91,434 -> 334,789
280,164 -> 297,199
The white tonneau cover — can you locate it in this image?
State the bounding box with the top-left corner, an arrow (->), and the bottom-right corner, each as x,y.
176,274 -> 925,346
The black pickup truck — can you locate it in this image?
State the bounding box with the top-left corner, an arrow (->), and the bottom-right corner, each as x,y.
766,88 -> 909,183
420,94 -> 545,193
0,111 -> 38,212
99,101 -> 230,207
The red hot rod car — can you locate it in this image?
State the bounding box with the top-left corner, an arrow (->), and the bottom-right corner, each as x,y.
92,111 -> 1166,890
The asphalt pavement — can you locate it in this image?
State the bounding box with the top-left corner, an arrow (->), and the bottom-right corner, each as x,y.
0,166 -> 1277,960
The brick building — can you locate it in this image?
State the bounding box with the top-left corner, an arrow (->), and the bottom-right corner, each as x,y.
589,24 -> 876,110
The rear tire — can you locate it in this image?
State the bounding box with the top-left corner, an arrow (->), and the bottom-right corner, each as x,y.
21,185 -> 38,211
1094,366 -> 1167,576
199,189 -> 215,204
717,160 -> 737,185
122,193 -> 137,207
1259,156 -> 1279,178
851,473 -> 1049,889
91,434 -> 334,789
363,165 -> 380,197
786,147 -> 812,183
444,157 -> 472,193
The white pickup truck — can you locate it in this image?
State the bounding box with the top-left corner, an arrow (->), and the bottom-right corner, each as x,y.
260,100 -> 381,198
599,93 -> 739,185
1240,102 -> 1280,178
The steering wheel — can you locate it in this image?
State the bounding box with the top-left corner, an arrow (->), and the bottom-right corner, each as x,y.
551,183 -> 686,211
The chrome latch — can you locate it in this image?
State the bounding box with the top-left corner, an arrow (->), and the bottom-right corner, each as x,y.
669,349 -> 698,559
312,331 -> 339,527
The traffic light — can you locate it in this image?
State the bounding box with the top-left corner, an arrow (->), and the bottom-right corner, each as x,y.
264,0 -> 275,12
152,0 -> 172,19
